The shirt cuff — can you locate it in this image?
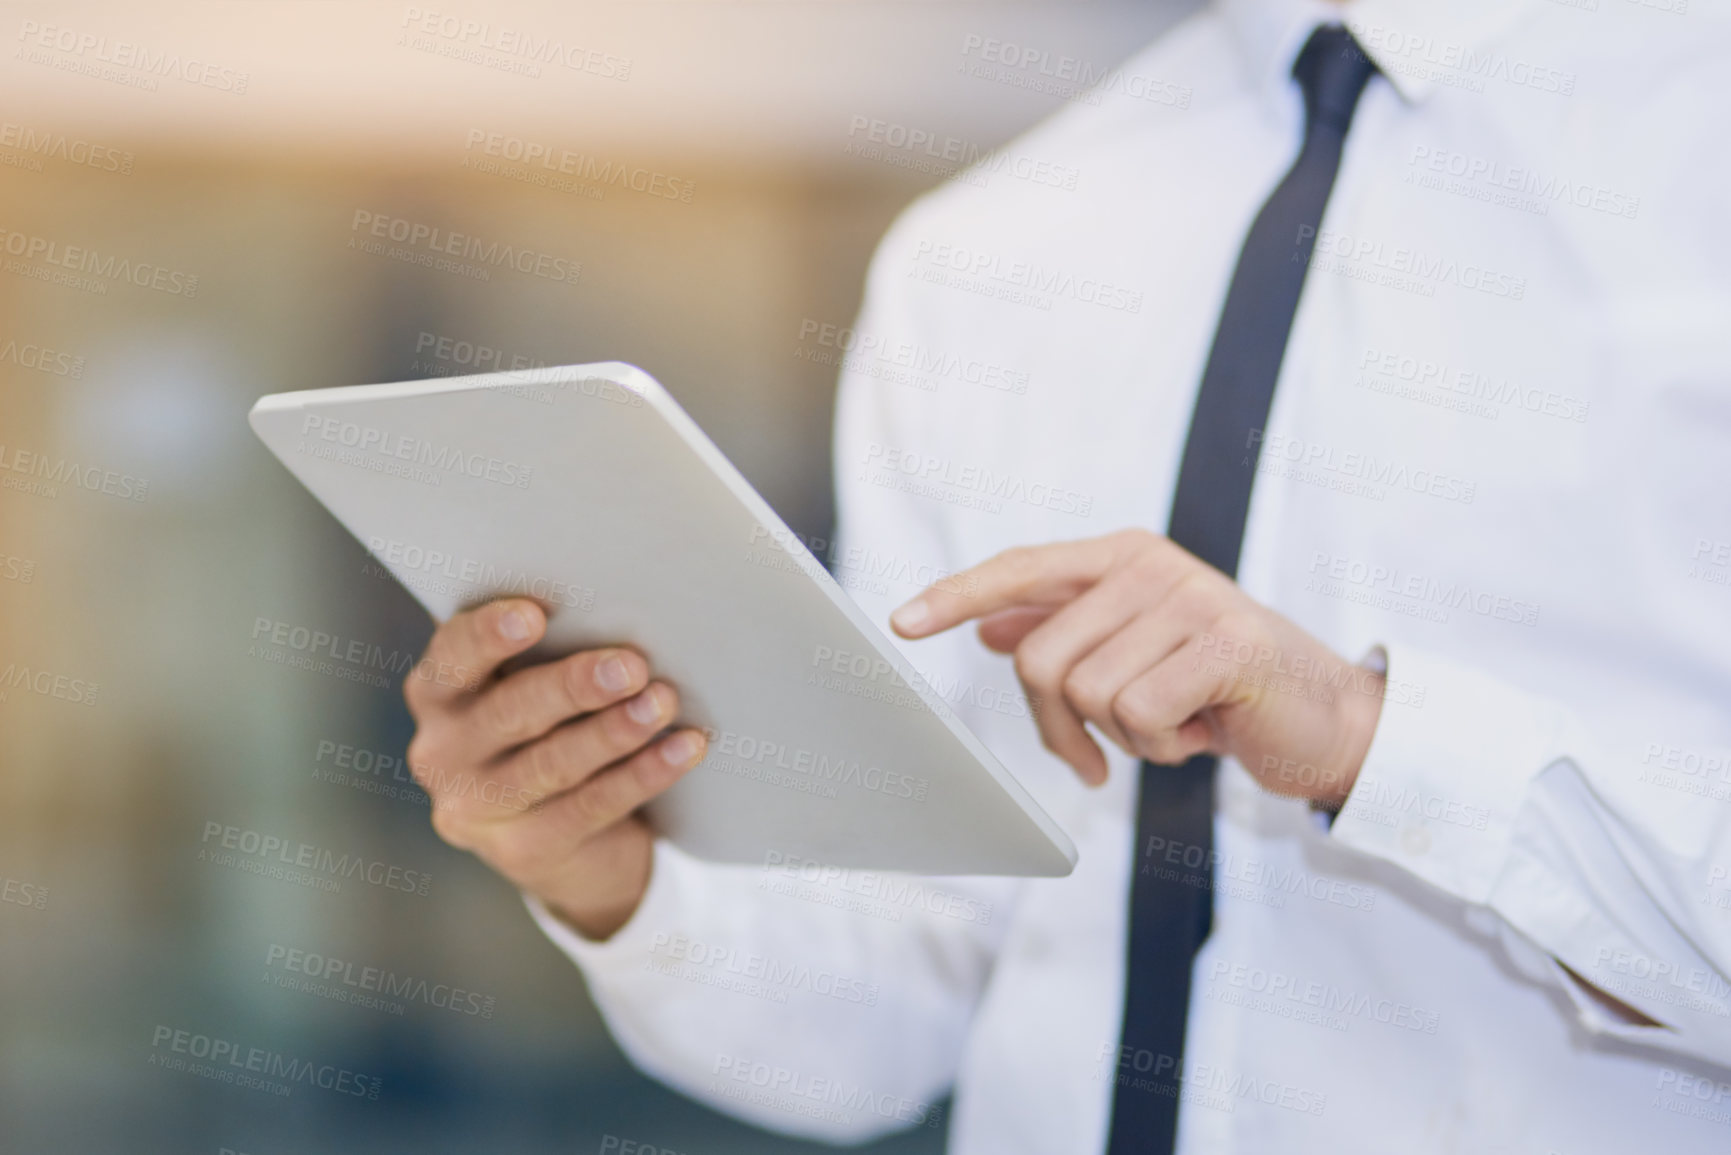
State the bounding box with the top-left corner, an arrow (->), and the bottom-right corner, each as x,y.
524,837 -> 694,973
1329,642 -> 1572,905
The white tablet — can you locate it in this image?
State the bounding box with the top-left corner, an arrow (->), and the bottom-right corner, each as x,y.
248,362 -> 1076,877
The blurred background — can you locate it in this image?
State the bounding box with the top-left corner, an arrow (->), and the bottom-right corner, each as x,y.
0,2 -> 1194,1152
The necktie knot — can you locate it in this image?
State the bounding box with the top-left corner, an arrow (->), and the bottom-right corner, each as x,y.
1292,24 -> 1379,134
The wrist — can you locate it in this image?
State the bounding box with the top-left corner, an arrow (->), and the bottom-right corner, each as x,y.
538,837 -> 654,943
546,892 -> 640,943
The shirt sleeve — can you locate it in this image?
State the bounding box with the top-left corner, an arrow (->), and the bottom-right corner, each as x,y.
1330,642 -> 1731,1067
524,839 -> 1012,1143
521,202 -> 1022,1144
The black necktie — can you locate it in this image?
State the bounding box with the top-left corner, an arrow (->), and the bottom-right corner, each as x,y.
1104,26 -> 1378,1154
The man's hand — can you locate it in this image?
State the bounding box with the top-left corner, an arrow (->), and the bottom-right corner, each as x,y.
890,529 -> 1383,806
404,598 -> 708,940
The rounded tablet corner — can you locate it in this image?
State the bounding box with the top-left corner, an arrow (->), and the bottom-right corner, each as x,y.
246,392 -> 303,441
248,391 -> 296,418
1042,832 -> 1080,878
581,361 -> 665,402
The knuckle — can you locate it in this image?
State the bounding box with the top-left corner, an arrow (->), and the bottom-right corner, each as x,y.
1013,644 -> 1059,694
1123,546 -> 1163,582
403,656 -> 440,713
478,686 -> 526,740
1110,530 -> 1156,572
1143,534 -> 1188,572
599,700 -> 649,750
453,608 -> 491,655
485,831 -> 536,881
1212,608 -> 1267,651
626,749 -> 666,796
609,763 -> 648,812
438,614 -> 469,642
1113,688 -> 1163,735
1141,734 -> 1181,765
1173,567 -> 1214,603
1126,715 -> 1178,760
406,733 -> 443,786
521,739 -> 561,797
429,804 -> 470,850
617,756 -> 659,804
1061,669 -> 1108,715
558,655 -> 596,714
566,783 -> 612,832
1161,573 -> 1213,622
1117,527 -> 1158,554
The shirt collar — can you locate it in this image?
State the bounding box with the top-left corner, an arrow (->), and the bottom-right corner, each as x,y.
1218,0 -> 1534,110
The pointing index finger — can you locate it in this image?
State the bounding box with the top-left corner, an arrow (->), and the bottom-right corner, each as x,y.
889,537 -> 1123,640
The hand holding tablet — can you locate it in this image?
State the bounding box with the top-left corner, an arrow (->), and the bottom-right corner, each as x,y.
249,362 -> 1076,933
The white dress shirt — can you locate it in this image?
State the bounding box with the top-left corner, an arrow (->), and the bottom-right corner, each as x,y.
529,0 -> 1731,1150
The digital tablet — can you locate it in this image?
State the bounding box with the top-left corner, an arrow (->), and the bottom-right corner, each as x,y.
248,362 -> 1076,877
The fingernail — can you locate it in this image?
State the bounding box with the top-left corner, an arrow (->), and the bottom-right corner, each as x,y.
595,655 -> 631,692
891,599 -> 929,631
499,608 -> 533,642
661,731 -> 701,766
626,688 -> 661,725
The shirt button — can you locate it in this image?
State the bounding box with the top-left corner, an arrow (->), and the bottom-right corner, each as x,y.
1400,826 -> 1433,856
